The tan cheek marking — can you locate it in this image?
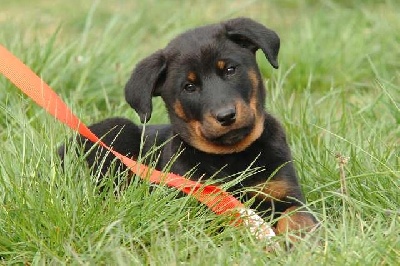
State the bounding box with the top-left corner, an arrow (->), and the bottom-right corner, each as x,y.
248,69 -> 260,113
234,100 -> 245,125
173,100 -> 189,121
217,60 -> 225,70
187,71 -> 197,82
275,206 -> 318,240
248,69 -> 260,90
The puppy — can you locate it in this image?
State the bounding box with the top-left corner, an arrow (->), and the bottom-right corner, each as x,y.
59,17 -> 318,237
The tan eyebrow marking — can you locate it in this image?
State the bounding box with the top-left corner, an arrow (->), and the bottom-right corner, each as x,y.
217,60 -> 226,70
187,71 -> 197,82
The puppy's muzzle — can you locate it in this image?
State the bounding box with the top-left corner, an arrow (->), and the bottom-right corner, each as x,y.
201,102 -> 256,146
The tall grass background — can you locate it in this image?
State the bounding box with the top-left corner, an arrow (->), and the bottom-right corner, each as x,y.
0,0 -> 399,264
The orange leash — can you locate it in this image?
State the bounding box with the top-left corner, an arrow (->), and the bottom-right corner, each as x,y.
0,44 -> 275,239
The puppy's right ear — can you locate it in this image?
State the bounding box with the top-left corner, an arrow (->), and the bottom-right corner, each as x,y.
125,50 -> 166,123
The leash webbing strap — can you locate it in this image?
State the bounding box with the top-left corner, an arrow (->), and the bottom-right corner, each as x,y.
0,44 -> 275,239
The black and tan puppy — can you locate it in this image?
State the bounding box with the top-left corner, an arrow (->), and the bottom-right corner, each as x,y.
59,17 -> 317,237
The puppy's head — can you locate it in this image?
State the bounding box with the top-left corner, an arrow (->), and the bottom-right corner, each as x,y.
125,17 -> 280,154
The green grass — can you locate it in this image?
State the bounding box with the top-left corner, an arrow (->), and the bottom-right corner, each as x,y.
1,0 -> 399,264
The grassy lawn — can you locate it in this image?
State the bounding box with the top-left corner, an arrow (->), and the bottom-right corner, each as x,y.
1,0 -> 399,264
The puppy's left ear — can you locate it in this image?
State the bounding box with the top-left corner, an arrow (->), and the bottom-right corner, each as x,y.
224,17 -> 280,69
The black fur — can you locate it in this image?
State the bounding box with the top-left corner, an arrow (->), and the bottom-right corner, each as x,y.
59,17 -> 317,235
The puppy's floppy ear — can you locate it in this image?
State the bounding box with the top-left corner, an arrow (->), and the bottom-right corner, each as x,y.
125,50 -> 166,123
224,17 -> 280,69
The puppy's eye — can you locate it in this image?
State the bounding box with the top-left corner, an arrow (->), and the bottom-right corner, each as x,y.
184,83 -> 197,93
225,66 -> 236,76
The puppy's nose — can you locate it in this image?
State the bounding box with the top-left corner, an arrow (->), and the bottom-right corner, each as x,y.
215,107 -> 236,126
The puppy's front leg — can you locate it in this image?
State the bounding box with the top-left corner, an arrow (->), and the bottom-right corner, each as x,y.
275,206 -> 318,240
250,174 -> 318,240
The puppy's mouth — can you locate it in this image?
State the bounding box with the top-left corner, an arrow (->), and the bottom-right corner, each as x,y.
206,126 -> 253,145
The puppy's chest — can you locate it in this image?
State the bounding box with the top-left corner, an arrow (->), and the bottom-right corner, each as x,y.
170,146 -> 269,186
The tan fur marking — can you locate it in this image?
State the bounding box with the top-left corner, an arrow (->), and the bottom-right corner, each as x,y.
275,206 -> 318,240
249,69 -> 260,111
262,180 -> 292,200
248,69 -> 260,90
247,180 -> 292,202
217,60 -> 226,70
173,100 -> 189,121
187,71 -> 197,82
